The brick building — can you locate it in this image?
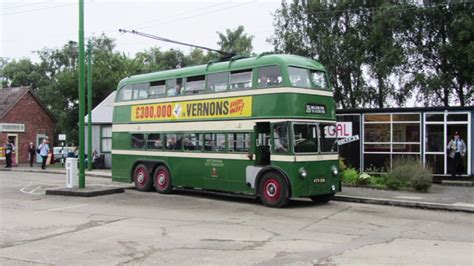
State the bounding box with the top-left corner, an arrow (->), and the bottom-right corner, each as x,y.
0,87 -> 56,165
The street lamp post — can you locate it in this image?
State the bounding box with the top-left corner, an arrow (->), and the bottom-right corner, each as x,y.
87,41 -> 92,171
78,0 -> 85,188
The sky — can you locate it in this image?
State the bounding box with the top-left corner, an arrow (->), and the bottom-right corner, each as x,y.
1,0 -> 282,62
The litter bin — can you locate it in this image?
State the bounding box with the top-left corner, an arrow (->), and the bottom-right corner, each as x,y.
66,157 -> 78,188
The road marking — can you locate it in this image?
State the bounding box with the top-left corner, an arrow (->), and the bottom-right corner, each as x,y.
35,204 -> 88,214
20,183 -> 43,195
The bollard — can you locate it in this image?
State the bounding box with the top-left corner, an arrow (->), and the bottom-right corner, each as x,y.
66,157 -> 78,188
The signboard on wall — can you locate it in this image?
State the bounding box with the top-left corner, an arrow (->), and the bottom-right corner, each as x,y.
0,123 -> 25,132
325,122 -> 353,138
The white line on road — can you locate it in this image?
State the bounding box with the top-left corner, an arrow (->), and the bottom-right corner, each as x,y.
35,204 -> 88,214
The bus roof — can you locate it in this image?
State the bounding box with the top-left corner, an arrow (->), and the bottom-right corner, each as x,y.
117,54 -> 326,88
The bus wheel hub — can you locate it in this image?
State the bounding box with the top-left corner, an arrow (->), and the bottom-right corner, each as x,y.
137,172 -> 145,183
158,174 -> 166,185
266,183 -> 277,197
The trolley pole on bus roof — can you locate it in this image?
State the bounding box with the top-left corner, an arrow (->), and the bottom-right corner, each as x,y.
87,40 -> 92,171
78,0 -> 86,188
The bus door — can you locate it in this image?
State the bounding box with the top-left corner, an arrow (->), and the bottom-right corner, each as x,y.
255,122 -> 271,166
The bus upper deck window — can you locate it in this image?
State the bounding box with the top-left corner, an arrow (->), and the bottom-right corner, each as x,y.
258,66 -> 282,88
230,69 -> 252,90
310,70 -> 328,90
288,67 -> 311,88
117,85 -> 133,101
207,72 -> 228,92
166,78 -> 183,97
149,80 -> 166,98
184,75 -> 205,94
133,83 -> 149,100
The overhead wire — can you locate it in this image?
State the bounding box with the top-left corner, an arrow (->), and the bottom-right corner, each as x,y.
2,2 -> 77,16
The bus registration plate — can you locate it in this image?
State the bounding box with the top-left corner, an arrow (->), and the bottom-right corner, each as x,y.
313,178 -> 326,184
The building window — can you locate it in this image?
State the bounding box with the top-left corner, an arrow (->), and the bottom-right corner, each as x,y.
101,126 -> 112,153
363,113 -> 421,171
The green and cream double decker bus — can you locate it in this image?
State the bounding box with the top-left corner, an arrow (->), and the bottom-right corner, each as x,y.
112,54 -> 340,208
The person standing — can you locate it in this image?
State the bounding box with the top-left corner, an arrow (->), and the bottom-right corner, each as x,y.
4,139 -> 13,168
38,139 -> 50,170
28,142 -> 36,167
447,131 -> 467,177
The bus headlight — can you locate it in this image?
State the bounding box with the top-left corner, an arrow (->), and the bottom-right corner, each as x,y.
331,166 -> 339,176
299,167 -> 307,178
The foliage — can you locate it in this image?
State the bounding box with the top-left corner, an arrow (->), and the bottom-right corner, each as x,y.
341,168 -> 358,184
357,173 -> 371,186
271,0 -> 473,107
339,157 -> 347,171
387,157 -> 432,192
217,25 -> 254,55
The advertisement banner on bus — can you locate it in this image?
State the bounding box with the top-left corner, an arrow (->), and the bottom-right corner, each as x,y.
131,96 -> 252,122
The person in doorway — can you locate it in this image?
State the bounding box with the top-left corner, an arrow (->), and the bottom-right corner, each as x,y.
447,131 -> 467,177
4,139 -> 13,168
38,138 -> 50,170
28,142 -> 36,167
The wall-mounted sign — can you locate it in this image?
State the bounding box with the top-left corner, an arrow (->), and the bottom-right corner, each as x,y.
0,123 -> 25,132
337,135 -> 360,146
58,134 -> 66,141
325,122 -> 353,138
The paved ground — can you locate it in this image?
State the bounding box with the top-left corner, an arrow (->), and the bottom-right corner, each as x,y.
0,171 -> 473,265
340,184 -> 474,205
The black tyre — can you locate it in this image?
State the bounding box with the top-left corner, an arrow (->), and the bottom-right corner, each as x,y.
133,164 -> 153,192
258,171 -> 290,208
310,193 -> 335,204
153,165 -> 173,194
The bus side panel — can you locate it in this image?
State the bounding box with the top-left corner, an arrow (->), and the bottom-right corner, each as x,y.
222,159 -> 255,194
111,154 -> 134,183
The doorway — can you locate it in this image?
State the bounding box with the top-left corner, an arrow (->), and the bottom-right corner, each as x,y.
255,122 -> 271,166
7,134 -> 18,166
447,124 -> 468,176
36,134 -> 46,163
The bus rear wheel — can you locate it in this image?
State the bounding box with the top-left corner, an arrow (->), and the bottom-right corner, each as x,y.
259,172 -> 290,208
153,166 -> 173,194
133,164 -> 153,192
310,193 -> 335,204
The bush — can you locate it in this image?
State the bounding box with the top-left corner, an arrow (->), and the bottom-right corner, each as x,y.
387,157 -> 432,192
339,157 -> 348,171
341,168 -> 358,184
357,173 -> 371,185
410,167 -> 433,192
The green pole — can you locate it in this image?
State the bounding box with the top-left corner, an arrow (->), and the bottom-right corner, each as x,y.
78,0 -> 85,188
87,41 -> 92,171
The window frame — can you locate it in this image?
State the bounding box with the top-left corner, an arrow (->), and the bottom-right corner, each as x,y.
100,125 -> 112,153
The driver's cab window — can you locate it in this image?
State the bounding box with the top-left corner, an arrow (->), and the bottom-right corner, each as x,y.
272,123 -> 289,153
319,123 -> 339,153
293,123 -> 318,153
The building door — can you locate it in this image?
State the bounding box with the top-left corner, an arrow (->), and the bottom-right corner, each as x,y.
7,134 -> 18,166
424,112 -> 471,177
446,124 -> 469,176
36,134 -> 46,163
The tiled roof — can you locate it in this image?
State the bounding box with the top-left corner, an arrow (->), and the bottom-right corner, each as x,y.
0,87 -> 29,119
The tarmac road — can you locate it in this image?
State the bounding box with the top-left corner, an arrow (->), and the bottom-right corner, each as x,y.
0,171 -> 473,265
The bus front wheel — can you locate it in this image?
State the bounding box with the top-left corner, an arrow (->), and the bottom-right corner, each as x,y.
153,166 -> 173,194
259,172 -> 290,208
133,164 -> 153,192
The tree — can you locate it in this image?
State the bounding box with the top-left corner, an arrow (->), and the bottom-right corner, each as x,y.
217,25 -> 254,55
1,58 -> 46,90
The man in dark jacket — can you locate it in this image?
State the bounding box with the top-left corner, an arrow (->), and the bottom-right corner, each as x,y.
4,139 -> 13,168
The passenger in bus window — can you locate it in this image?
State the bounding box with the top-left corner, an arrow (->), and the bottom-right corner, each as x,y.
167,84 -> 182,96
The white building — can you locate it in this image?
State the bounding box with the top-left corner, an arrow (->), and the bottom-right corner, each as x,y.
84,92 -> 115,168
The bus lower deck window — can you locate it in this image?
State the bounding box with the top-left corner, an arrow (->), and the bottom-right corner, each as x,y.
204,133 -> 226,152
183,133 -> 202,151
147,134 -> 163,149
131,134 -> 145,149
228,133 -> 250,152
165,133 -> 182,150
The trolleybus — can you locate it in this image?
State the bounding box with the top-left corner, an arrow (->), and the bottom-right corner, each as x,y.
112,54 -> 340,207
